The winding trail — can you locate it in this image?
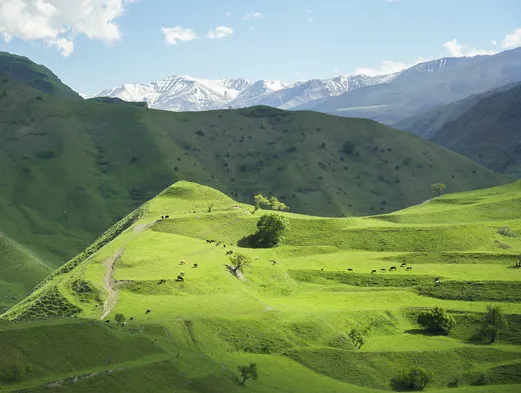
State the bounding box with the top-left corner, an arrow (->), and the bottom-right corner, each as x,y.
99,223 -> 155,320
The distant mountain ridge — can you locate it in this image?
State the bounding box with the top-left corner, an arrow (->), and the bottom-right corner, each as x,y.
88,73 -> 396,112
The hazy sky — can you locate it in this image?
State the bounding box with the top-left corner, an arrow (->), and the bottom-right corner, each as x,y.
1,0 -> 520,94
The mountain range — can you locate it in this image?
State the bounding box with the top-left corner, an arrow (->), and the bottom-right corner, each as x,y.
87,73 -> 396,113
89,48 -> 521,124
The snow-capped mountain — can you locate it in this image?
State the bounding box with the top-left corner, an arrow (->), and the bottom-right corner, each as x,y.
89,73 -> 393,112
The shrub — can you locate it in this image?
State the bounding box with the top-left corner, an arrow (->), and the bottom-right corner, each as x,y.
115,313 -> 126,326
229,252 -> 252,275
0,360 -> 31,383
195,130 -> 205,136
238,363 -> 258,385
480,305 -> 507,343
417,307 -> 456,335
497,227 -> 518,238
343,140 -> 356,154
390,367 -> 432,391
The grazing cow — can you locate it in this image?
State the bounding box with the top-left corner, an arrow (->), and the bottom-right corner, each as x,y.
146,310 -> 151,314
435,280 -> 441,286
256,256 -> 259,260
381,268 -> 386,271
321,268 -> 324,271
158,279 -> 166,285
226,250 -> 233,255
95,304 -> 98,308
270,260 -> 277,265
400,263 -> 407,267
179,271 -> 185,276
223,244 -> 226,248
130,317 -> 134,321
215,243 -> 220,247
161,216 -> 164,219
122,322 -> 127,327
180,260 -> 186,265
347,268 -> 353,271
176,275 -> 184,282
206,240 -> 211,244
193,263 -> 198,268
406,266 -> 412,271
105,320 -> 110,323
434,277 -> 440,281
371,270 -> 377,273
389,266 -> 397,271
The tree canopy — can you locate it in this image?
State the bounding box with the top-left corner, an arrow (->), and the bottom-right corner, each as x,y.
417,307 -> 455,335
255,213 -> 290,247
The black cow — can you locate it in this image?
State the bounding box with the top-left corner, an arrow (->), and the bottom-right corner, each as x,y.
130,317 -> 134,321
347,268 -> 353,271
381,268 -> 386,271
406,266 -> 412,271
180,260 -> 186,265
105,320 -> 110,323
193,263 -> 198,268
165,215 -> 170,219
161,216 -> 164,219
400,263 -> 407,267
389,266 -> 397,271
176,276 -> 185,282
371,270 -> 377,273
226,250 -> 233,255
158,279 -> 166,285
146,309 -> 151,314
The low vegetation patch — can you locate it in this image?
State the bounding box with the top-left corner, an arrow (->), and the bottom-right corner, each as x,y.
289,270 -> 434,287
417,281 -> 521,302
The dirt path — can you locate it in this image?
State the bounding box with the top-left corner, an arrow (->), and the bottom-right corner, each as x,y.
99,222 -> 156,320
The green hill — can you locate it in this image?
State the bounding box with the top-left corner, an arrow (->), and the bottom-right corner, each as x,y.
433,83 -> 521,177
0,233 -> 51,312
1,180 -> 521,392
0,51 -> 82,101
393,82 -> 521,139
86,96 -> 148,108
0,76 -> 508,269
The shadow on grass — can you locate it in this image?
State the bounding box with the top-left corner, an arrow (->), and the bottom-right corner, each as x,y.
404,329 -> 443,337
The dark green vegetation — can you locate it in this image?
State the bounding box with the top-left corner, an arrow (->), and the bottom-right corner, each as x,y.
1,181 -> 520,392
432,83 -> 521,177
87,96 -> 149,108
0,51 -> 81,101
300,47 -> 521,124
394,82 -> 521,139
0,69 -> 506,279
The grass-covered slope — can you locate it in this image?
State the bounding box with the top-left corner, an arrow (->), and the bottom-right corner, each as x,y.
393,82 -> 521,139
432,83 -> 521,177
0,77 -> 506,267
0,51 -> 81,101
2,180 -> 521,392
0,233 -> 51,312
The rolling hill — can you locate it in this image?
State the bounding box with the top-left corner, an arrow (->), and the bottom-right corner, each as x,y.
393,82 -> 521,139
432,83 -> 521,177
0,51 -> 82,101
298,47 -> 521,124
1,180 -> 521,392
0,75 -> 508,270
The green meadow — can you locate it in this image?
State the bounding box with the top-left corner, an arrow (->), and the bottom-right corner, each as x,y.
1,180 -> 521,392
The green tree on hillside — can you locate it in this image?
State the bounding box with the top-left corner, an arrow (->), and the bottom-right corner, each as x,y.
480,305 -> 508,344
417,307 -> 455,335
229,253 -> 252,275
431,183 -> 447,197
238,362 -> 258,385
348,328 -> 366,349
343,140 -> 356,154
252,194 -> 289,214
255,214 -> 290,247
390,367 -> 432,391
115,313 -> 126,327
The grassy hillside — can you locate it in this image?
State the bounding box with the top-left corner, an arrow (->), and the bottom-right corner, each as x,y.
1,180 -> 521,392
0,52 -> 81,101
0,77 -> 506,268
393,82 -> 521,139
433,83 -> 521,177
300,47 -> 521,124
87,96 -> 149,108
0,233 -> 51,312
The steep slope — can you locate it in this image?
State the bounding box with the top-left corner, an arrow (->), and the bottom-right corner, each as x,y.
2,181 -> 521,392
0,51 -> 81,101
394,82 -> 521,139
301,47 -> 521,124
433,83 -> 521,177
0,233 -> 51,312
0,77 -> 507,268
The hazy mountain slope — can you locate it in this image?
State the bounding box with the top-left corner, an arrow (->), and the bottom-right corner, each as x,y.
433,83 -> 521,177
0,77 -> 507,268
0,51 -> 82,101
301,47 -> 521,123
394,82 -> 521,139
0,233 -> 51,312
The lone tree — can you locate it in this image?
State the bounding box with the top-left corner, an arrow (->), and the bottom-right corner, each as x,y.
238,362 -> 258,385
417,307 -> 456,335
115,313 -> 126,327
480,305 -> 508,344
229,252 -> 252,275
390,367 -> 432,391
431,183 -> 447,197
255,213 -> 290,247
348,328 -> 366,349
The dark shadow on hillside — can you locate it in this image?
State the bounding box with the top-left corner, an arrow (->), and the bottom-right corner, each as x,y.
237,233 -> 269,249
404,329 -> 444,337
